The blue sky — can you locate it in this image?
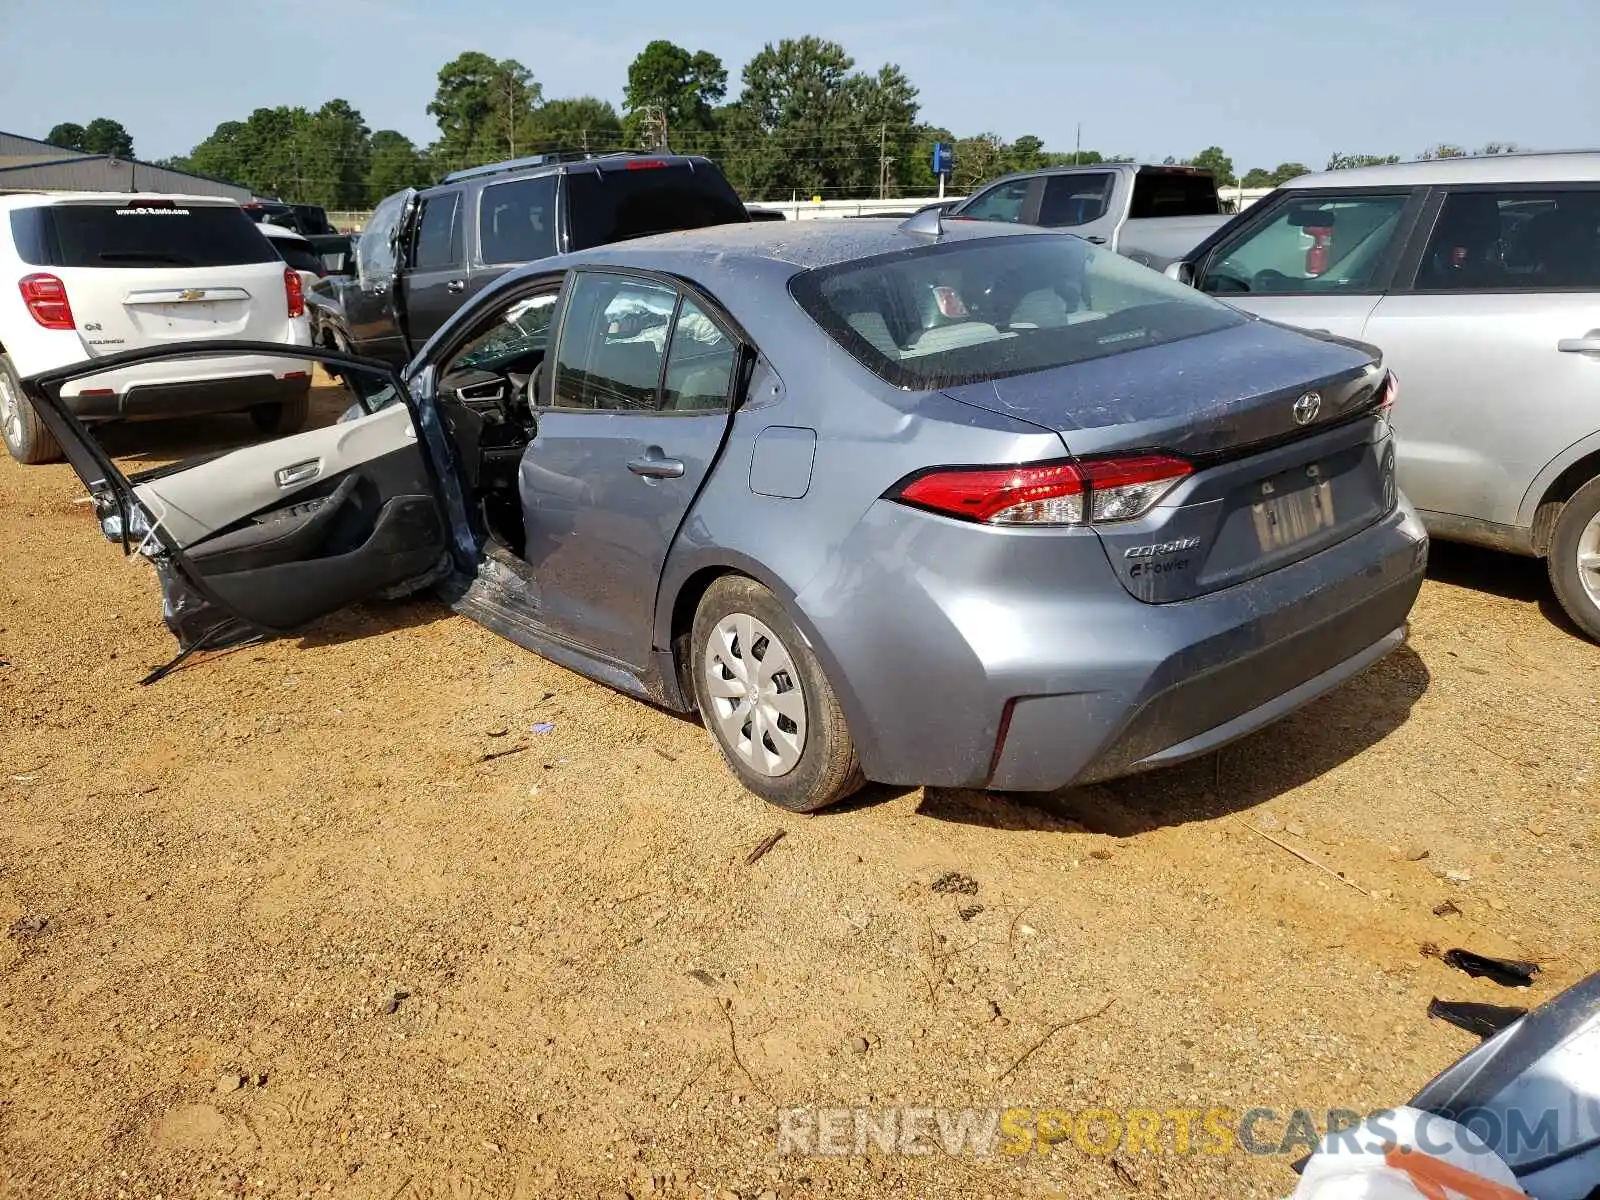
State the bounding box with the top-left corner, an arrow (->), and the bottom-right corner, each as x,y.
4,0 -> 1596,177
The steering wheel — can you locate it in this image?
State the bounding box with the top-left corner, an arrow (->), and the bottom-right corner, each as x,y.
1251,269 -> 1296,292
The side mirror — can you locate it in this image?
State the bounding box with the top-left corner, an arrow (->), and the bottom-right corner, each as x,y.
1165,260 -> 1195,286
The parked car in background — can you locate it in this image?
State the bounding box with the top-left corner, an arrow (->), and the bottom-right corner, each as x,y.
947,162 -> 1232,269
306,150 -> 750,367
1165,152 -> 1600,639
243,199 -> 337,237
0,193 -> 312,464
24,218 -> 1424,811
258,222 -> 324,293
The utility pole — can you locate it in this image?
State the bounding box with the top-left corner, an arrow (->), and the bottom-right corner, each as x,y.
508,73 -> 518,158
1074,122 -> 1081,166
878,123 -> 889,199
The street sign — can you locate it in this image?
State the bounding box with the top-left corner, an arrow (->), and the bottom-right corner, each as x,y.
931,142 -> 953,177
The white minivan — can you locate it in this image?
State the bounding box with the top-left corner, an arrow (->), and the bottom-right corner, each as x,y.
0,192 -> 312,464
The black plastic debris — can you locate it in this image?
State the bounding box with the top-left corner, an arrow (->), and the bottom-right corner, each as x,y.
1441,948 -> 1541,988
1427,997 -> 1528,1040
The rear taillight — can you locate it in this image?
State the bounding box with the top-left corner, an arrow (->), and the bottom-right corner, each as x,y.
890,455 -> 1192,527
1378,371 -> 1398,418
20,273 -> 74,330
284,266 -> 305,318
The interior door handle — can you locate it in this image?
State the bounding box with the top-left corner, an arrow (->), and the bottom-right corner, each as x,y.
627,452 -> 685,479
446,279 -> 466,294
1557,336 -> 1600,354
275,459 -> 321,487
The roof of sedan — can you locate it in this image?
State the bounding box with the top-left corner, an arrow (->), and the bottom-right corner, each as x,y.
540,216 -> 1048,277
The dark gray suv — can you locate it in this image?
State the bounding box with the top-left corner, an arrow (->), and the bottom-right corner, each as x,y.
309,151 -> 749,367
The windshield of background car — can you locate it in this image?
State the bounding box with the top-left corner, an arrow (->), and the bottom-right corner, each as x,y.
790,234 -> 1247,389
10,201 -> 280,269
566,164 -> 748,249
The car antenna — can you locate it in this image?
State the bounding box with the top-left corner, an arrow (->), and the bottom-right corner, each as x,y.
900,206 -> 945,238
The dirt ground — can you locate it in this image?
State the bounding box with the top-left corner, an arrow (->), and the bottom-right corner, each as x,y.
1,381 -> 1597,1200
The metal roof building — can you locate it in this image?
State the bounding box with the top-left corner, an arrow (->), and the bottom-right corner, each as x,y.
0,131 -> 251,200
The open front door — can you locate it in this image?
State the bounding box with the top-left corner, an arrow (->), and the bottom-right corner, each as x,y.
21,342 -> 463,672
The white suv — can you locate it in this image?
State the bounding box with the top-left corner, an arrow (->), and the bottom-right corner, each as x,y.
0,192 -> 312,464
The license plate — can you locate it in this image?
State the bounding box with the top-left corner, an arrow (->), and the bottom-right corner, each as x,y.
1251,470 -> 1335,551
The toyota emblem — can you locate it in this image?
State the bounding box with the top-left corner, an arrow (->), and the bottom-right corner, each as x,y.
1292,391 -> 1322,425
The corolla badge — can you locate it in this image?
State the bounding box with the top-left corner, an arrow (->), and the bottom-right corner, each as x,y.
1292,391 -> 1322,425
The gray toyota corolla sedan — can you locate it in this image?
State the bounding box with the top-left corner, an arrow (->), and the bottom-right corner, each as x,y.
24,216 -> 1428,812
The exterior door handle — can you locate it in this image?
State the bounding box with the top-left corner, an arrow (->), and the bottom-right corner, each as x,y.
446,279 -> 466,294
628,452 -> 685,479
1557,335 -> 1600,354
1084,235 -> 1108,245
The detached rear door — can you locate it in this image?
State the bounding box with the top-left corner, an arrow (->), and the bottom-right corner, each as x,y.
20,344 -> 460,661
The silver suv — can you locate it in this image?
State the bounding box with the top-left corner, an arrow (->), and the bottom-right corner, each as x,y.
1168,153 -> 1600,640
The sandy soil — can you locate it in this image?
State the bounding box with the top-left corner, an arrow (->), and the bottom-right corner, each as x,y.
1,384 -> 1596,1199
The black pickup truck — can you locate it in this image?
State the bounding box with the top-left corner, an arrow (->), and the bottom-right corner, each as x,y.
306,151 -> 749,367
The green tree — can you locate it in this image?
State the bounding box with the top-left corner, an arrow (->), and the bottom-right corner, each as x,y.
44,118 -> 135,158
1241,162 -> 1310,188
182,103 -> 375,206
82,117 -> 136,158
1325,151 -> 1401,171
1006,134 -> 1045,173
365,130 -> 432,202
952,133 -> 1005,192
427,51 -> 543,171
302,100 -> 370,208
623,40 -> 727,143
1419,143 -> 1466,160
45,122 -> 87,151
725,37 -> 921,200
1188,145 -> 1235,187
526,97 -> 624,153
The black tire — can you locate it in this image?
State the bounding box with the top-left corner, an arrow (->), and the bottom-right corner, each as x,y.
0,353 -> 62,465
690,575 -> 863,812
1546,473 -> 1600,643
249,381 -> 312,436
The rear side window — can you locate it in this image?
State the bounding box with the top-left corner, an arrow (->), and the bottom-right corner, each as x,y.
1413,189 -> 1600,291
10,202 -> 279,269
565,164 -> 747,250
1130,168 -> 1221,218
1199,193 -> 1410,295
1038,173 -> 1114,227
791,233 -> 1244,389
480,176 -> 558,265
411,191 -> 462,270
273,241 -> 324,275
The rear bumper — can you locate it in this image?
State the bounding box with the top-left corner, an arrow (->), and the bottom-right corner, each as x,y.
65,372 -> 310,421
798,498 -> 1429,792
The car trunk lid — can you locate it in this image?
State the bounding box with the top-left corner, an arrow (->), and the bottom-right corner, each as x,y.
942,320 -> 1395,602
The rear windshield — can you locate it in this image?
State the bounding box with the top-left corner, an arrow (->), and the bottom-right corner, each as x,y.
566,164 -> 747,250
1129,168 -> 1221,218
790,234 -> 1245,389
10,202 -> 279,269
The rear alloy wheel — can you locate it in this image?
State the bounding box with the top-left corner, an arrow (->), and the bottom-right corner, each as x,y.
1547,473 -> 1600,642
691,576 -> 863,812
249,381 -> 312,436
0,354 -> 62,465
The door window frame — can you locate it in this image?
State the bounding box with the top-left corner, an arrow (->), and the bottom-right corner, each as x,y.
407,188 -> 463,272
1389,181 -> 1600,296
956,177 -> 1043,225
477,172 -> 563,267
538,267 -> 753,417
1193,185 -> 1427,298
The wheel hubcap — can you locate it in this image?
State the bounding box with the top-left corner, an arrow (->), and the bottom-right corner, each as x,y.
704,612 -> 807,777
0,373 -> 20,450
1578,510 -> 1600,609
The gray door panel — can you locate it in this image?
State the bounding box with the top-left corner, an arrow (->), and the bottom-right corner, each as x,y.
134,403 -> 416,547
1362,292 -> 1600,527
